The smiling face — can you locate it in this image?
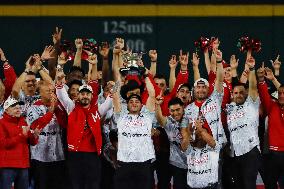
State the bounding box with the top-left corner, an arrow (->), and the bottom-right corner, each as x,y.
224,67 -> 232,82
127,97 -> 142,114
6,104 -> 21,118
169,104 -> 184,122
23,74 -> 37,95
176,86 -> 191,104
78,91 -> 93,107
194,84 -> 209,101
232,85 -> 247,105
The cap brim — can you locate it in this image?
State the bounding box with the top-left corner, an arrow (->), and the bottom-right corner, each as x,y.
79,89 -> 92,93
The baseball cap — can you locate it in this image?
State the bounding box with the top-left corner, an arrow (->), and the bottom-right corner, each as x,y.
194,78 -> 209,87
177,83 -> 192,92
79,84 -> 93,93
4,96 -> 19,111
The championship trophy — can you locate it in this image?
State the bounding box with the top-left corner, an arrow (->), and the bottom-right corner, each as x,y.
119,51 -> 146,78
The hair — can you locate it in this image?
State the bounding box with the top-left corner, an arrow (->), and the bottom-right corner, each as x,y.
177,83 -> 191,92
278,84 -> 284,89
120,80 -> 144,100
126,94 -> 142,104
168,97 -> 184,108
26,71 -> 36,76
38,80 -> 53,91
68,79 -> 83,89
68,66 -> 85,76
154,74 -> 167,82
232,82 -> 249,90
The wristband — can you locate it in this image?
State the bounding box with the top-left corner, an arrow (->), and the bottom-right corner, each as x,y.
249,67 -> 255,71
151,60 -> 157,63
216,60 -> 222,64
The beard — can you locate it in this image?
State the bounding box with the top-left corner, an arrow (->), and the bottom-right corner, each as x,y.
80,98 -> 90,106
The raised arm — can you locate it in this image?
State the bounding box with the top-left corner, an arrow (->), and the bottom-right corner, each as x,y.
149,50 -> 157,77
155,95 -> 167,127
113,82 -> 121,113
145,76 -> 156,112
264,67 -> 281,90
204,49 -> 211,74
179,50 -> 189,73
48,27 -> 63,80
181,126 -> 190,152
271,54 -> 281,77
214,50 -> 224,93
87,54 -> 98,81
169,55 -> 178,92
246,56 -> 258,101
230,55 -> 239,78
73,38 -> 83,68
257,64 -> 273,113
55,69 -> 75,114
33,54 -> 53,84
99,43 -> 110,86
192,52 -> 200,81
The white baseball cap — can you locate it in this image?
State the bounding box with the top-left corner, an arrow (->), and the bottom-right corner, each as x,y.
4,96 -> 19,111
194,78 -> 209,87
79,84 -> 93,93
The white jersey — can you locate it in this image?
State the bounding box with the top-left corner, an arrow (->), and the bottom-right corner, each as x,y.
115,109 -> 155,162
182,89 -> 227,147
164,116 -> 187,169
226,96 -> 260,156
186,145 -> 220,188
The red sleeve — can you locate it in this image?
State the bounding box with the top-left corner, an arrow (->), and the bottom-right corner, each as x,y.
208,71 -> 216,95
258,81 -> 273,113
54,103 -> 68,129
0,123 -> 26,149
3,63 -> 17,99
30,112 -> 53,130
141,74 -> 161,105
88,80 -> 100,105
161,95 -> 171,116
169,70 -> 189,99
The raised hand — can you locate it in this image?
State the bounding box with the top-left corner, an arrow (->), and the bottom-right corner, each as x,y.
32,54 -> 43,72
215,49 -> 223,62
55,67 -> 65,84
52,27 -> 63,44
87,54 -> 98,65
49,93 -> 58,112
99,42 -> 110,58
41,45 -> 55,61
149,50 -> 157,62
155,94 -> 164,105
116,38 -> 124,50
169,55 -> 178,69
179,50 -> 189,67
230,55 -> 239,69
256,62 -> 265,82
57,52 -> 68,65
246,56 -> 256,69
270,55 -> 281,70
75,38 -> 83,49
191,52 -> 200,67
264,67 -> 275,81
0,48 -> 7,62
212,38 -> 220,51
